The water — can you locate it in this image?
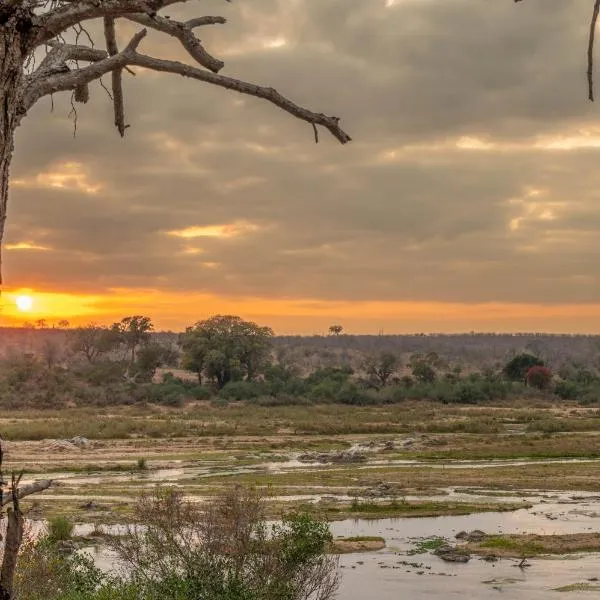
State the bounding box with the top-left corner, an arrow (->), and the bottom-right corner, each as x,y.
77,490 -> 600,598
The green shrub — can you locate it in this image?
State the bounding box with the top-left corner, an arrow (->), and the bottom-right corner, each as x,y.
47,516 -> 73,542
190,385 -> 212,400
554,380 -> 581,400
220,380 -> 265,401
503,353 -> 545,382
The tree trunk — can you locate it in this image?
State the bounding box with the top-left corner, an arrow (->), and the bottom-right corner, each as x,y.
0,508 -> 23,599
0,26 -> 24,285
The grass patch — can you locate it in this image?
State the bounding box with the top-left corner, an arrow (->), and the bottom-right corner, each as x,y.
467,533 -> 600,557
554,583 -> 600,592
321,500 -> 530,520
329,537 -> 385,554
408,537 -> 446,555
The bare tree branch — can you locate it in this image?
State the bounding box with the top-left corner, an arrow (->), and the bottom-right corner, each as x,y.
185,16 -> 227,29
515,0 -> 600,101
31,0 -> 184,47
126,12 -> 225,73
588,0 -> 600,100
104,16 -> 127,136
126,52 -> 352,144
1,479 -> 53,506
35,42 -> 108,76
23,29 -> 147,109
23,27 -> 351,143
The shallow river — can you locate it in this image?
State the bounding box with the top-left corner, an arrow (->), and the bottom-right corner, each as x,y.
78,488 -> 600,598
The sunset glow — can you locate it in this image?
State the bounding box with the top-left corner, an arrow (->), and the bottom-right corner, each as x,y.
3,1 -> 599,335
0,288 -> 599,334
15,294 -> 33,312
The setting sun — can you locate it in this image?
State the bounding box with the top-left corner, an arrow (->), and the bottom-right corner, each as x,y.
15,294 -> 33,312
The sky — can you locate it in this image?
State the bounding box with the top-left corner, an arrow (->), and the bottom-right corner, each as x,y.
2,0 -> 600,333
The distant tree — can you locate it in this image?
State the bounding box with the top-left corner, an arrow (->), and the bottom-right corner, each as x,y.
503,353 -> 545,382
114,315 -> 154,364
328,325 -> 344,336
525,366 -> 553,390
364,352 -> 400,389
69,324 -> 121,363
180,315 -> 273,389
35,319 -> 47,329
411,361 -> 436,384
180,331 -> 209,384
41,338 -> 61,368
134,343 -> 175,382
57,320 -> 70,329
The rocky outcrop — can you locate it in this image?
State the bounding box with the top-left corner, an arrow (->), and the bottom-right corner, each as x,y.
456,529 -> 486,542
434,545 -> 471,563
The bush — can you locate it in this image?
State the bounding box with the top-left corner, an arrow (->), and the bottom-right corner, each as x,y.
190,385 -> 212,400
108,488 -> 339,600
334,382 -> 376,405
525,366 -> 552,390
503,353 -> 545,382
554,379 -> 581,400
47,516 -> 73,542
219,380 -> 265,401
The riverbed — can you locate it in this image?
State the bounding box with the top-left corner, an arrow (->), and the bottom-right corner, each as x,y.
72,488 -> 600,598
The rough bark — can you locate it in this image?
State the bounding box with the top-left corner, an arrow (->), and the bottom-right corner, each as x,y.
0,24 -> 23,286
0,508 -> 23,599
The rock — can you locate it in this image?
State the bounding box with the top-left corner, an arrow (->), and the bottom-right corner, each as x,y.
48,439 -> 78,452
434,545 -> 471,563
455,529 -> 486,542
298,450 -> 367,464
383,441 -> 396,451
363,481 -> 398,498
56,540 -> 78,555
79,501 -> 100,510
482,555 -> 498,562
69,436 -> 90,449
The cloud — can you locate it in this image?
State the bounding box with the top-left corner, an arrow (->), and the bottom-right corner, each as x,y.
4,0 -> 600,330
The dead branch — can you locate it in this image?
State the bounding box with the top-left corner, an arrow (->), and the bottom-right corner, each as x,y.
515,0 -> 600,101
23,29 -> 148,109
185,16 -> 228,29
127,53 -> 352,144
1,480 -> 53,507
589,0 -> 600,100
125,13 -> 225,73
32,1 -> 194,47
23,27 -> 351,143
104,17 -> 127,136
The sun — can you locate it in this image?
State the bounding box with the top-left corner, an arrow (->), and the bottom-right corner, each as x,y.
15,294 -> 33,312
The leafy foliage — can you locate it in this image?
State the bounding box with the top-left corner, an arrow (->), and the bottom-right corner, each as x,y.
180,316 -> 273,389
503,353 -> 545,382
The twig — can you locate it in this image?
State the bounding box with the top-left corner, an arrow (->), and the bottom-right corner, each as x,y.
588,0 -> 600,100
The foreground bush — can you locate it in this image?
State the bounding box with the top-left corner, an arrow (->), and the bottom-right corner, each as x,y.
15,487 -> 340,600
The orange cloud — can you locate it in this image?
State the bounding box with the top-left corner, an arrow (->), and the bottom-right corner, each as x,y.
1,287 -> 599,334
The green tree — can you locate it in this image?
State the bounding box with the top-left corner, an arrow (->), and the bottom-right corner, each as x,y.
69,324 -> 121,364
411,361 -> 436,384
114,316 -> 154,364
503,353 -> 545,382
134,343 -> 176,382
364,352 -> 400,388
180,315 -> 273,389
